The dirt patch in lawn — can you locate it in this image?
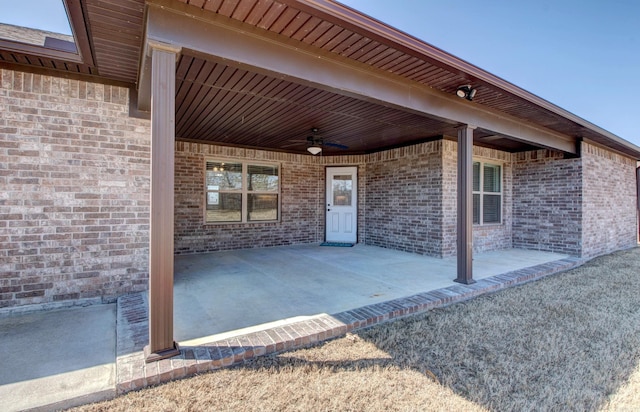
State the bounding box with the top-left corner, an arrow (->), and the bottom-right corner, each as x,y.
71,248 -> 640,412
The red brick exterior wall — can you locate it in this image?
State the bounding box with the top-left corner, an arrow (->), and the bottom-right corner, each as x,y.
581,142 -> 637,257
173,142 -> 370,254
513,144 -> 637,257
0,69 -> 151,309
470,144 -> 514,254
362,140 -> 514,257
364,141 -> 446,256
512,150 -> 583,255
2,67 -> 637,309
175,142 -> 321,253
440,141 -> 514,256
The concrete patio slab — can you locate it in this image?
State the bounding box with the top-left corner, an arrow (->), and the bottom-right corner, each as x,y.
0,304 -> 116,412
173,245 -> 570,342
0,245 -> 581,411
117,246 -> 583,394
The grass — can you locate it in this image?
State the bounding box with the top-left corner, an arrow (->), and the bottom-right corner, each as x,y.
71,247 -> 640,412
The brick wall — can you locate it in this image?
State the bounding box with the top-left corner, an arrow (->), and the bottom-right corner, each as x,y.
174,142 -> 372,254
4,66 -> 635,310
512,150 -> 583,255
0,69 -> 151,309
175,142 -> 322,253
174,139 -> 518,258
472,145 -> 513,253
441,140 -> 457,256
364,141 -> 446,256
440,140 -> 513,256
581,142 -> 637,257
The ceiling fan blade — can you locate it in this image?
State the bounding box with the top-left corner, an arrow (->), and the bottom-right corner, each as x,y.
323,142 -> 349,150
281,142 -> 304,148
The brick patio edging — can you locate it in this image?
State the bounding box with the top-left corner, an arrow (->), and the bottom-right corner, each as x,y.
115,256 -> 583,394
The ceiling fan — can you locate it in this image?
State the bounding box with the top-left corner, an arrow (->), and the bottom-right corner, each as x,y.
282,128 -> 349,155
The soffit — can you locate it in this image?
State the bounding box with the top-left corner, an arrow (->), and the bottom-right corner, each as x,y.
83,0 -> 145,82
170,0 -> 640,158
0,0 -> 637,157
175,53 -> 460,154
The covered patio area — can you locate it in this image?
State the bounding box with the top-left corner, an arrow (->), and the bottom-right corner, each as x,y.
116,245 -> 582,393
136,0 -> 601,363
173,245 -> 569,344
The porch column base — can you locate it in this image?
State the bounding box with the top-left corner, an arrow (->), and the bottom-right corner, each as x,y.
454,276 -> 476,285
144,341 -> 180,363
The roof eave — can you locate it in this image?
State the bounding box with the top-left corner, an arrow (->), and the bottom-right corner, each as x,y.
283,0 -> 640,159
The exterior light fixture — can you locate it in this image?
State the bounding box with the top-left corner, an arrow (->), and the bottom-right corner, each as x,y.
456,85 -> 477,101
307,145 -> 322,155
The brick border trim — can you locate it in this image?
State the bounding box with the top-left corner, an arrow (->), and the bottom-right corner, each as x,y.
115,256 -> 582,393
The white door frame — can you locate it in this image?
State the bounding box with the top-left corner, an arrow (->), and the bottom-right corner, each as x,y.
325,166 -> 358,243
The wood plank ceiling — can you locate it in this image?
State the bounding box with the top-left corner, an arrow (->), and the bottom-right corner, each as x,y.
171,0 -> 581,152
175,54 -> 458,153
166,0 -> 567,153
84,0 -> 145,82
0,0 -> 636,156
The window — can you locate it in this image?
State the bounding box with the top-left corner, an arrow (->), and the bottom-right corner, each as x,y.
473,161 -> 502,225
332,175 -> 353,206
205,160 -> 279,223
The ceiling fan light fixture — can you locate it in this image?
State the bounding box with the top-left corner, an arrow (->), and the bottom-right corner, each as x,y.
307,146 -> 322,155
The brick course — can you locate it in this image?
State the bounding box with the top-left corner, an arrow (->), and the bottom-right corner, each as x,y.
0,69 -> 151,308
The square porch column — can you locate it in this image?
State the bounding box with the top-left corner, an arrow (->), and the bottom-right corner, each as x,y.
144,41 -> 182,362
455,125 -> 476,284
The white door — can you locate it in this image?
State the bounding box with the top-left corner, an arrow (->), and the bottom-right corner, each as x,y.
325,167 -> 357,243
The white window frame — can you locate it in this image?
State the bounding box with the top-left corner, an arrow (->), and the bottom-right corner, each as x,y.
204,159 -> 281,224
473,160 -> 503,225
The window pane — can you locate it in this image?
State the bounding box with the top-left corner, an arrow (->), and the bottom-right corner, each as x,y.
206,193 -> 241,222
248,194 -> 278,221
483,164 -> 501,193
473,162 -> 480,192
473,194 -> 480,224
206,162 -> 242,190
483,194 -> 501,223
332,175 -> 352,206
247,165 -> 279,192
